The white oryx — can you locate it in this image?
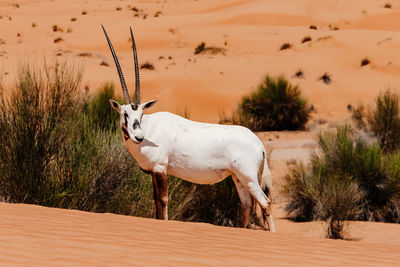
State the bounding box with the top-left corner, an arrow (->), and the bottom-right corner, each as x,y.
102,25 -> 275,231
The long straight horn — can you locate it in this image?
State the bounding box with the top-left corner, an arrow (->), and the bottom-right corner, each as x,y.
130,26 -> 140,105
101,25 -> 131,104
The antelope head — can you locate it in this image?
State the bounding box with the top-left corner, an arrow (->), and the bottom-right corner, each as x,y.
102,25 -> 157,143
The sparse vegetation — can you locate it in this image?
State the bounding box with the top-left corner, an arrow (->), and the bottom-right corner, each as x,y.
140,62 -> 155,70
194,42 -> 227,55
154,11 -> 162,17
52,25 -> 63,32
293,70 -> 304,78
280,43 -> 293,50
81,10 -> 87,15
309,25 -> 317,30
319,73 -> 332,84
301,36 -> 312,43
32,22 -> 37,28
53,37 -> 63,43
329,25 -> 340,31
282,125 -> 400,239
361,58 -> 370,67
71,17 -> 77,22
221,75 -> 311,131
384,3 -> 392,8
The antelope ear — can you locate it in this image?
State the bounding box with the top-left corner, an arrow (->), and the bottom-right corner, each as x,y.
142,99 -> 158,110
109,99 -> 121,112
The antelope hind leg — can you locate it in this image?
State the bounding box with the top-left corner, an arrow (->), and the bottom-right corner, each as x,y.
232,176 -> 252,228
237,178 -> 275,232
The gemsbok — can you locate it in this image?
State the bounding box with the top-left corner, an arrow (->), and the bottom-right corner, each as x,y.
102,25 -> 275,231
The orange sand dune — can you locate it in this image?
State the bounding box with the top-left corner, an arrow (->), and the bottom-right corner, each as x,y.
1,203 -> 400,266
1,0 -> 400,123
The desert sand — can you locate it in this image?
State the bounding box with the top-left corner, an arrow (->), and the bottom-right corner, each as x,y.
1,0 -> 400,265
1,202 -> 400,266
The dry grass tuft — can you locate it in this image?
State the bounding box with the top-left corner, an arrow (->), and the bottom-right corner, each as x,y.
384,3 -> 392,8
280,42 -> 293,50
140,62 -> 155,70
301,36 -> 312,43
361,58 -> 370,67
194,42 -> 227,55
319,73 -> 332,84
53,37 -> 63,43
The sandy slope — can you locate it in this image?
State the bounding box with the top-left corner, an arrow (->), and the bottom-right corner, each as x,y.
1,0 -> 400,122
1,203 -> 400,266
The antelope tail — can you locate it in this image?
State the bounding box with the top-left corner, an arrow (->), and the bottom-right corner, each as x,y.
258,150 -> 272,200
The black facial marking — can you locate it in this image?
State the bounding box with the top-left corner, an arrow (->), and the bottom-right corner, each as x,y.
133,119 -> 140,129
131,104 -> 138,110
124,112 -> 128,126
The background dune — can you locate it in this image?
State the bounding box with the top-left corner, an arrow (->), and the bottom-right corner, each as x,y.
1,0 -> 400,123
1,0 -> 400,265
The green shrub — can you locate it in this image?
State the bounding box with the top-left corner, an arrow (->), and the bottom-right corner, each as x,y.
282,126 -> 400,238
222,75 -> 311,131
352,90 -> 400,152
85,83 -> 120,132
368,90 -> 400,152
0,62 -> 81,203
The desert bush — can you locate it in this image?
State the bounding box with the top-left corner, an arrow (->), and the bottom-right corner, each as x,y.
194,42 -> 226,55
140,62 -> 155,70
280,43 -> 293,50
319,72 -> 332,84
282,125 -> 400,238
316,176 -> 362,239
368,90 -> 400,152
0,62 -> 82,203
301,36 -> 312,43
293,70 -> 304,79
361,58 -> 370,67
222,75 -> 311,131
352,90 -> 400,152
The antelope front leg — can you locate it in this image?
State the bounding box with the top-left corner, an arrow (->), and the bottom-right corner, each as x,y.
151,172 -> 168,220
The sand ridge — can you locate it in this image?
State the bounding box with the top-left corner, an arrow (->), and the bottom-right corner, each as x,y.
1,203 -> 400,266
